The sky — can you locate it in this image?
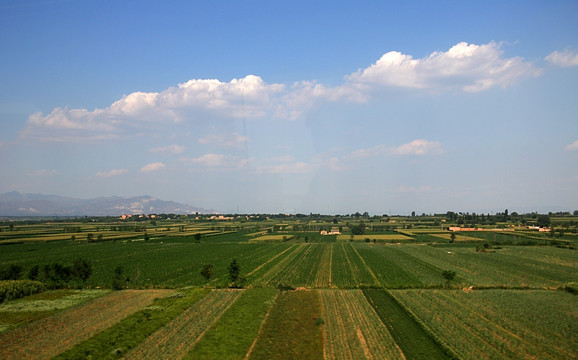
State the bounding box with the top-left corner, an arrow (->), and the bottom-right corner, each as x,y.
1,0 -> 577,215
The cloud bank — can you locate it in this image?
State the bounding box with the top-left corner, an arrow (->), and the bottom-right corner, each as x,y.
22,42 -> 544,142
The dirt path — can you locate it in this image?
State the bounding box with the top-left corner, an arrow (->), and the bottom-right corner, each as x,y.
0,289 -> 173,360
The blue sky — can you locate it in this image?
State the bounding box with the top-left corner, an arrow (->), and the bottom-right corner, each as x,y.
1,0 -> 577,215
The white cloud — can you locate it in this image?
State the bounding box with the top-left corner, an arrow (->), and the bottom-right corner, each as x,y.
140,162 -> 165,172
22,75 -> 285,141
95,169 -> 128,177
181,154 -> 251,170
21,42 -> 543,141
150,144 -> 186,154
565,140 -> 578,151
198,132 -> 249,148
390,139 -> 443,155
546,49 -> 578,67
346,42 -> 540,93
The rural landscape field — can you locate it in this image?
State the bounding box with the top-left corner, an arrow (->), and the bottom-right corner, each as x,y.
0,212 -> 576,359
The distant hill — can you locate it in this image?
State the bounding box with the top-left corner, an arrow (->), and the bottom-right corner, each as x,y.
0,191 -> 214,216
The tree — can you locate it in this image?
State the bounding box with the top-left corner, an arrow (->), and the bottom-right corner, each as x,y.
442,270 -> 456,288
111,266 -> 125,290
450,232 -> 456,243
351,221 -> 366,235
537,215 -> 550,228
228,259 -> 245,288
87,233 -> 94,243
200,264 -> 214,281
27,265 -> 40,280
72,258 -> 92,283
194,233 -> 202,243
228,259 -> 240,283
0,264 -> 23,280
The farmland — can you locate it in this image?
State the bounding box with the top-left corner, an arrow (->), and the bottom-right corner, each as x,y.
0,213 -> 576,359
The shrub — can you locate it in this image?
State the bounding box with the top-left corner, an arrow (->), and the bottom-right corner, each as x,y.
563,282 -> 578,295
0,280 -> 46,303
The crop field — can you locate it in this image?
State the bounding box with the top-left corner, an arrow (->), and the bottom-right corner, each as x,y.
0,215 -> 576,359
395,245 -> 578,288
0,289 -> 172,360
390,289 -> 578,359
337,234 -> 414,242
320,289 -> 405,359
249,234 -> 294,243
248,289 -> 323,360
363,289 -> 450,359
187,288 -> 277,359
0,289 -> 109,333
430,233 -> 482,242
126,289 -> 243,360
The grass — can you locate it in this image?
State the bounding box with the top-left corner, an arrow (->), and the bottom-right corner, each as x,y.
248,290 -> 324,360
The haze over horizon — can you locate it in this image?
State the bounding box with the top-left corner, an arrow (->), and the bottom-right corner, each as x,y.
1,1 -> 577,215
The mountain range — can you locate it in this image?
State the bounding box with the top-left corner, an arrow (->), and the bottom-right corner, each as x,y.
0,192 -> 214,216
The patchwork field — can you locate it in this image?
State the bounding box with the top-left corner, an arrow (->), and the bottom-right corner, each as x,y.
0,217 -> 576,359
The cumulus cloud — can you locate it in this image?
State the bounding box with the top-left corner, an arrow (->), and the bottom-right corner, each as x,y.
198,132 -> 249,148
140,162 -> 165,172
346,42 -> 540,93
22,75 -> 285,141
565,140 -> 578,151
95,169 -> 128,177
21,42 -> 543,141
150,144 -> 186,154
546,49 -> 578,67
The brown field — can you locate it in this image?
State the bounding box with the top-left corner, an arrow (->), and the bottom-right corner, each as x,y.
248,289 -> 324,360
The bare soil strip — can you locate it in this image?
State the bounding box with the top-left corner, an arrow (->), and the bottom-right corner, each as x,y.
0,289 -> 173,360
125,289 -> 243,360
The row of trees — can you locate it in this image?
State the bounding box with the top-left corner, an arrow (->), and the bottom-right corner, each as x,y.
0,258 -> 92,288
200,259 -> 245,288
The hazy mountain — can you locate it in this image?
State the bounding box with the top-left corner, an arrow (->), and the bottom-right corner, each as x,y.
0,192 -> 214,216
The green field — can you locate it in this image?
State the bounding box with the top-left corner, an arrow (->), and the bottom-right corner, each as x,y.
0,215 -> 576,359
